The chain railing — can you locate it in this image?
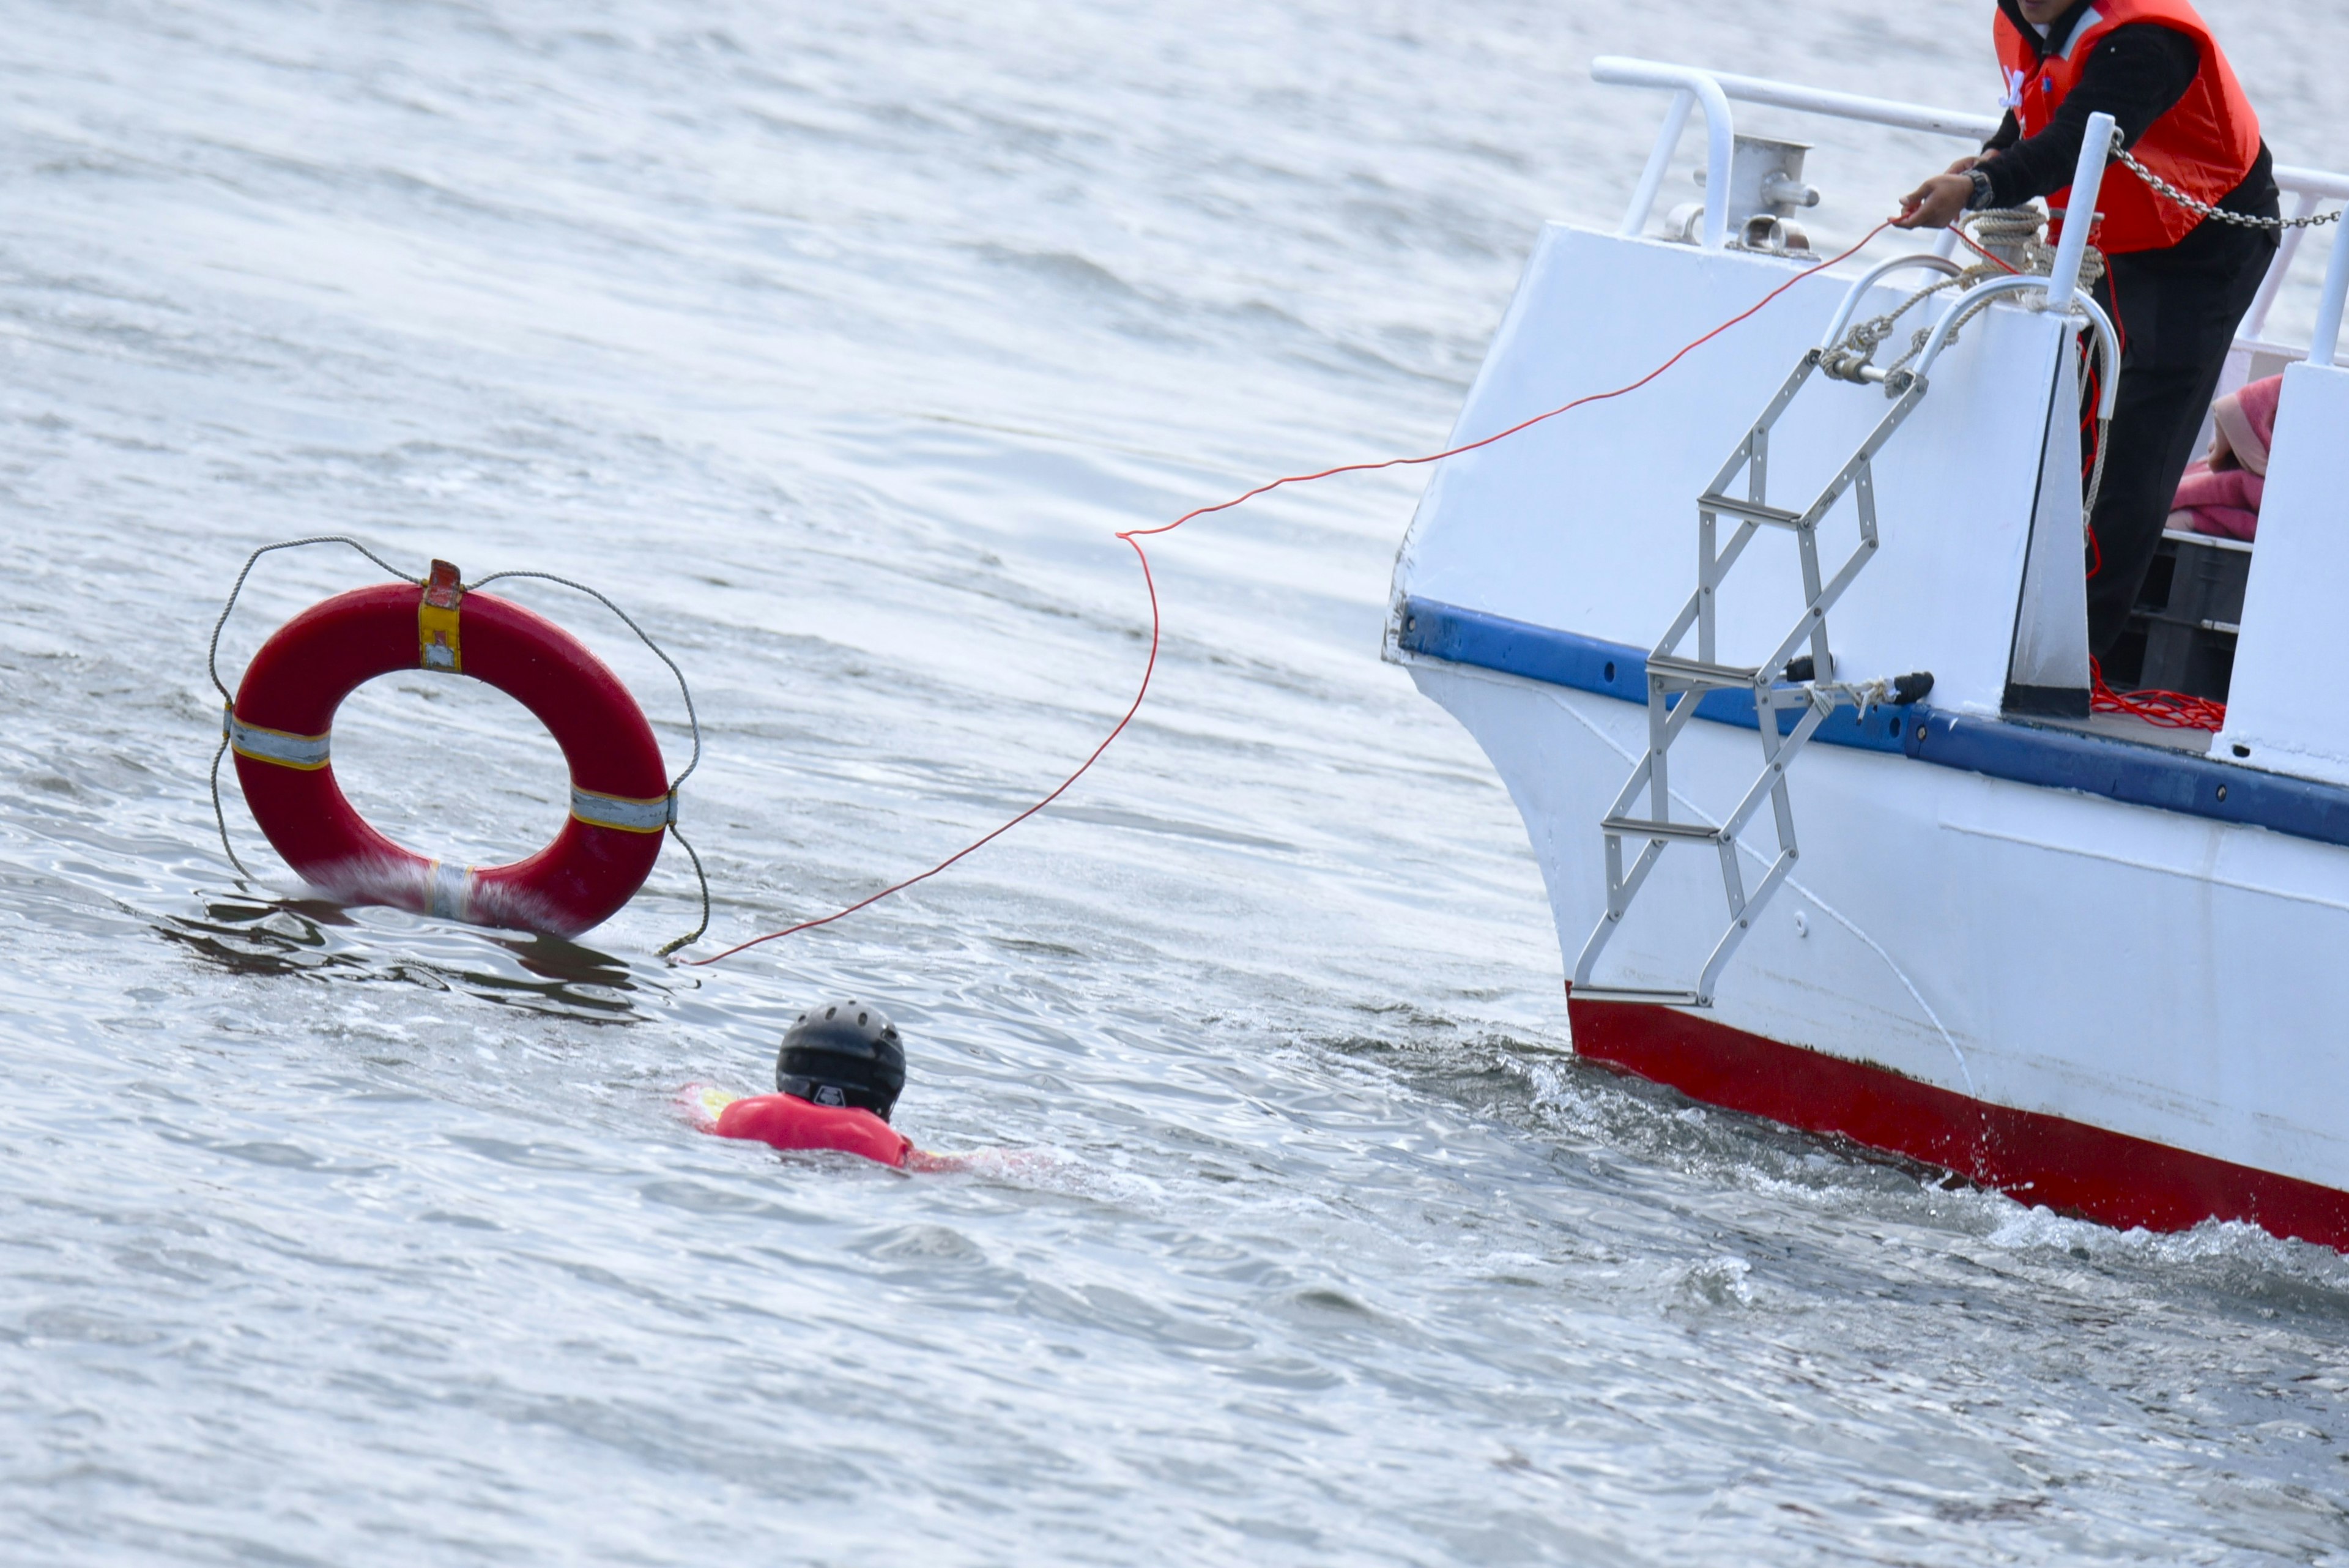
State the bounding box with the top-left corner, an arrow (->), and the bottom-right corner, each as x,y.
2114,144 -> 2343,232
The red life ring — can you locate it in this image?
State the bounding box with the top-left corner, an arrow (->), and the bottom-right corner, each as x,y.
228,562 -> 670,937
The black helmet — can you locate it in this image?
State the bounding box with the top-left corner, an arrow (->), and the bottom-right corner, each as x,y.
776,1000 -> 906,1121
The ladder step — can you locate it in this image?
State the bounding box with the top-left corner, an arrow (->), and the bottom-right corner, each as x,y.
1572,985 -> 1705,1006
1575,357 -> 1902,1011
1602,815 -> 1725,844
1700,493 -> 1806,529
1646,652 -> 1760,691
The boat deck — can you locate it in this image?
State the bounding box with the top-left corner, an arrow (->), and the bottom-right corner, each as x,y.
2026,712 -> 2216,755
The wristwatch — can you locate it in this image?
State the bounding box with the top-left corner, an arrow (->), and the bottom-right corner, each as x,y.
1965,166 -> 1995,211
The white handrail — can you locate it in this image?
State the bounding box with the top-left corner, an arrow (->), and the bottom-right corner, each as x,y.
1619,89 -> 1697,241
2312,226 -> 2349,369
1593,56 -> 2348,351
2045,113 -> 2117,312
2073,295 -> 2125,420
1594,54 -> 2349,206
1910,277 -> 2123,420
2276,165 -> 2349,203
1595,56 -> 1997,141
1818,255 -> 1964,349
1595,60 -> 1735,249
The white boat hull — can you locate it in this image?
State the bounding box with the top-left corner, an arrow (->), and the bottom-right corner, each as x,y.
1389,66 -> 2349,1246
1405,650 -> 2349,1243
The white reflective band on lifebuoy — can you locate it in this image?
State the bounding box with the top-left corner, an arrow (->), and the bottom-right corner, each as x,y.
226,712 -> 332,771
427,860 -> 472,921
570,786 -> 674,834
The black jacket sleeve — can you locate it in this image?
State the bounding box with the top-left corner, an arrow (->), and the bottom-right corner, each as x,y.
1977,24 -> 2200,210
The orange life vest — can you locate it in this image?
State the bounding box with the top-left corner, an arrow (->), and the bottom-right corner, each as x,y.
1993,0 -> 2261,253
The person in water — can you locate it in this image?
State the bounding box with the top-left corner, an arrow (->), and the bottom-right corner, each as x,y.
1893,0 -> 2279,660
692,998 -> 950,1170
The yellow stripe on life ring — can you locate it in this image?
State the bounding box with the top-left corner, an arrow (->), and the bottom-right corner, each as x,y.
419,558 -> 463,673
570,786 -> 674,834
226,712 -> 332,771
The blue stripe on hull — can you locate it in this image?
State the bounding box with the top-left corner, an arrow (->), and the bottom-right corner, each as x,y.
1397,595 -> 2349,853
1396,597 -> 1912,752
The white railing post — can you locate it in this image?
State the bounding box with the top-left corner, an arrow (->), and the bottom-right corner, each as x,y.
2312,223 -> 2349,368
1591,59 -> 1735,250
1694,79 -> 1734,252
2046,112 -> 2116,313
1594,54 -> 2001,141
1620,89 -> 1695,238
2241,191 -> 2321,342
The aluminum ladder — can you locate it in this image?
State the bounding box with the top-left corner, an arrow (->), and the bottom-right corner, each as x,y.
1570,344 -> 1928,1006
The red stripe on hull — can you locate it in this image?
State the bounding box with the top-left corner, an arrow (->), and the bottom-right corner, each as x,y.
1568,997 -> 2349,1252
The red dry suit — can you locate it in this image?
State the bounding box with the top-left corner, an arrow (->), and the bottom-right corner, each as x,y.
713,1093 -> 913,1168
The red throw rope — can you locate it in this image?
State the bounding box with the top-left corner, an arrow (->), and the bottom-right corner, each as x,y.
2092,659 -> 2227,731
1951,227 -> 2017,275
680,221 -> 1896,965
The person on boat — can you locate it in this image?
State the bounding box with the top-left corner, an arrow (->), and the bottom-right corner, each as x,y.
693,998 -> 930,1169
1893,0 -> 2280,658
2169,371 -> 2280,541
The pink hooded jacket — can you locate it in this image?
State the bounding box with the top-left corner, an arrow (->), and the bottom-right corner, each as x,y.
2169,374 -> 2283,542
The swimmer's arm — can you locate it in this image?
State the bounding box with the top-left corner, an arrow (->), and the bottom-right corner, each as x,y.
678,1083 -> 738,1132
904,1147 -> 1068,1178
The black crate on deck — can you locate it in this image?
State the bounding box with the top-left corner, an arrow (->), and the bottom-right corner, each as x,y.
2110,531 -> 2248,700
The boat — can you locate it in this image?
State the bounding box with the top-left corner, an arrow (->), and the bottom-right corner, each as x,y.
1387,57 -> 2349,1247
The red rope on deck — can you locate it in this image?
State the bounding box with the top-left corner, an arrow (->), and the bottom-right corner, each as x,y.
2093,658 -> 2227,731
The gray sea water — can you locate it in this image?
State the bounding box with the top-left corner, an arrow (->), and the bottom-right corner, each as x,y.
6,1 -> 2349,1562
